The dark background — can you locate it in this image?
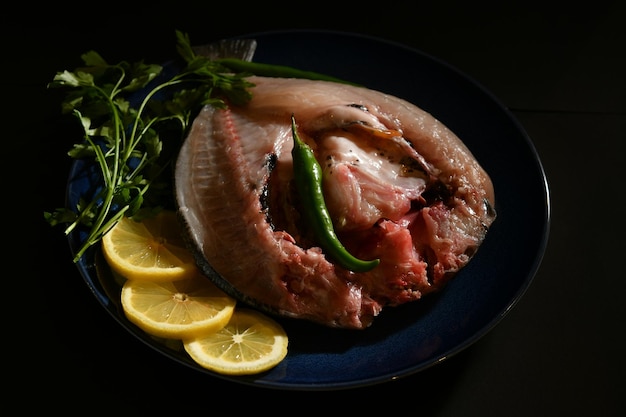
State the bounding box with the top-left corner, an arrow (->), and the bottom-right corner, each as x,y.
9,0 -> 625,414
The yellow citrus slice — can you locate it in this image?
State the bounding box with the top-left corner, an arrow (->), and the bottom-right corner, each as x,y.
121,274 -> 236,339
183,308 -> 289,375
102,210 -> 198,282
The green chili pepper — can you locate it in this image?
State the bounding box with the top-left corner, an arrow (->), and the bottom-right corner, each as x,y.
290,115 -> 380,273
216,58 -> 360,86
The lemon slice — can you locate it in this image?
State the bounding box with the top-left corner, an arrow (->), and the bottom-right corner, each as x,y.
121,275 -> 236,339
183,308 -> 289,375
102,210 -> 198,282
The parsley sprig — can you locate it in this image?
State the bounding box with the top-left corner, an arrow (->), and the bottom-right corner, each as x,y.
44,31 -> 255,262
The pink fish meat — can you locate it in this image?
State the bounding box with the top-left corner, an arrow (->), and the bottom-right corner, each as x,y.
175,76 -> 496,329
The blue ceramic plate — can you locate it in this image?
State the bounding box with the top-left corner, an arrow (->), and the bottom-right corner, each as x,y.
67,30 -> 550,390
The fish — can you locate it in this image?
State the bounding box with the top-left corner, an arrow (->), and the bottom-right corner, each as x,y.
174,75 -> 496,330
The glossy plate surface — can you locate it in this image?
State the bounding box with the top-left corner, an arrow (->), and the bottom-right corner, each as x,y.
66,30 -> 550,390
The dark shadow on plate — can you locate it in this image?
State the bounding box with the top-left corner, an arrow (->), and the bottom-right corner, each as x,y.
279,293 -> 442,354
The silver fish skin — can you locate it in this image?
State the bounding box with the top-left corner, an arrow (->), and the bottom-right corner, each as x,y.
175,76 -> 496,329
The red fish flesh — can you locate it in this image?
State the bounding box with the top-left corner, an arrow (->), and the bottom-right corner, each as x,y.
175,76 -> 496,329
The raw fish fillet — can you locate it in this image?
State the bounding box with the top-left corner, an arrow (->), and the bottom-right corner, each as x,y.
175,76 -> 496,329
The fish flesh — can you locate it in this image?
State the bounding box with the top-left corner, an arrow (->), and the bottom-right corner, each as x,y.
175,76 -> 496,329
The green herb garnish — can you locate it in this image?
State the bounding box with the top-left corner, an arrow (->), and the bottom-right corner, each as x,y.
44,30 -> 256,263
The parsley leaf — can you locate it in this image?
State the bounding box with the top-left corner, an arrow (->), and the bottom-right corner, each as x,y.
44,30 -> 255,262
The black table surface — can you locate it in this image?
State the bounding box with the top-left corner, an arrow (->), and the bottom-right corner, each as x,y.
13,1 -> 625,414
